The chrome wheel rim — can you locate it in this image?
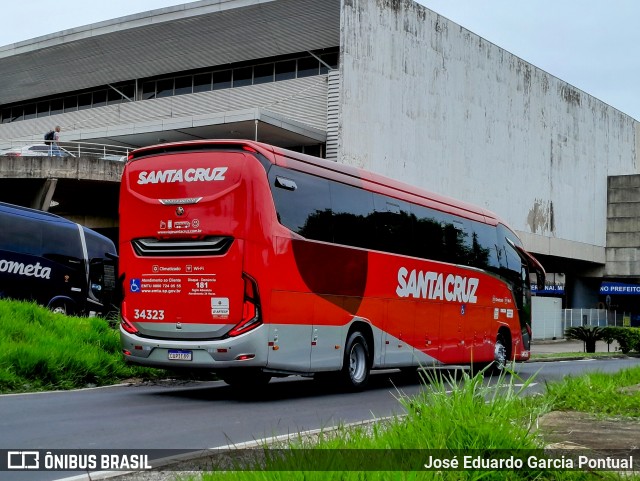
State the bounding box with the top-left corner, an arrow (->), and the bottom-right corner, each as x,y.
495,340 -> 507,369
349,343 -> 366,383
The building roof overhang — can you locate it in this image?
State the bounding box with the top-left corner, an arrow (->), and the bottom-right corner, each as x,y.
0,0 -> 340,106
71,107 -> 327,148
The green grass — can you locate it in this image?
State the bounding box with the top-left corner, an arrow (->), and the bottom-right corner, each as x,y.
0,299 -> 164,392
545,367 -> 640,417
184,367 -> 640,481
1,298 -> 639,479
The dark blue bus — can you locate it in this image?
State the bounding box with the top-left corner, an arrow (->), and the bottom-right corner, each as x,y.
0,202 -> 118,316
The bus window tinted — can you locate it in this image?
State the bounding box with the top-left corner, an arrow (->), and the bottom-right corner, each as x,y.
1,215 -> 43,256
373,194 -> 413,255
330,182 -> 375,249
270,167 -> 333,243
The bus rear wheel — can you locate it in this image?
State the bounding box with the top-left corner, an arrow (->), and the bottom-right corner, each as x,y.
492,333 -> 509,374
50,301 -> 71,316
341,331 -> 371,390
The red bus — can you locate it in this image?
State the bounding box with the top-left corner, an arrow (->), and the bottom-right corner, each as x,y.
118,140 -> 545,389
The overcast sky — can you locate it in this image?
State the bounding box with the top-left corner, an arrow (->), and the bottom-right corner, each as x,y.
1,0 -> 638,120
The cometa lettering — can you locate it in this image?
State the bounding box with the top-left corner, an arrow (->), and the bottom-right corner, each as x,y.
137,167 -> 227,185
396,267 -> 479,303
0,260 -> 51,279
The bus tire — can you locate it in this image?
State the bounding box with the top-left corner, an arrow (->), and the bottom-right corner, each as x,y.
50,300 -> 70,316
341,331 -> 371,390
492,333 -> 508,374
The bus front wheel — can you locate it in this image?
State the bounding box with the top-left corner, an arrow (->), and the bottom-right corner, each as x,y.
341,331 -> 371,390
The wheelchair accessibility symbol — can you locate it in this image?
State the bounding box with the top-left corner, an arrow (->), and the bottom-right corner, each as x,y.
130,278 -> 141,293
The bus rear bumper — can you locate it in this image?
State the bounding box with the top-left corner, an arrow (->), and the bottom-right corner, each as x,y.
120,325 -> 268,369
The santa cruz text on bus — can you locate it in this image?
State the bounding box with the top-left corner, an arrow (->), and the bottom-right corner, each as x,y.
136,167 -> 228,185
396,267 -> 479,303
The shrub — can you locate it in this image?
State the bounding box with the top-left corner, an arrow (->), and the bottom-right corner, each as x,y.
604,326 -> 640,354
564,326 -> 604,353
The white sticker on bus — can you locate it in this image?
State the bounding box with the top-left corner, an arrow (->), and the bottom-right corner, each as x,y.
396,267 -> 479,303
137,167 -> 227,185
0,259 -> 51,279
211,297 -> 230,319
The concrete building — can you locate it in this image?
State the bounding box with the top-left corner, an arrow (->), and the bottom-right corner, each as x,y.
1,0 -> 639,311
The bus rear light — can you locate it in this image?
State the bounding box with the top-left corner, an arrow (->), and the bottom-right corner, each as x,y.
121,318 -> 139,335
235,354 -> 255,361
122,349 -> 131,356
227,274 -> 262,337
242,146 -> 258,153
242,301 -> 256,321
228,301 -> 261,336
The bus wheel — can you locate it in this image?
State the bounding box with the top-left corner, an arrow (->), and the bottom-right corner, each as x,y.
493,334 -> 508,374
341,331 -> 370,390
50,301 -> 69,315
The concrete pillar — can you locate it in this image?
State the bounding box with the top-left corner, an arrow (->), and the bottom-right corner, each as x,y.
31,178 -> 58,211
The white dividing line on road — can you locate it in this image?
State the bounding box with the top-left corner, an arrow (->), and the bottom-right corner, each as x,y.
53,416 -> 396,481
558,358 -> 598,362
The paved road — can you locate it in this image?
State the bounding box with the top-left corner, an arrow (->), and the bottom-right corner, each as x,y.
1,357 -> 639,481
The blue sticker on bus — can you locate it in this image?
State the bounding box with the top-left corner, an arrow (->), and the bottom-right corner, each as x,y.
130,279 -> 141,293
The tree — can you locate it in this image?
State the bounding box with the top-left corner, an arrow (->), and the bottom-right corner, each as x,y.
564,326 -> 605,353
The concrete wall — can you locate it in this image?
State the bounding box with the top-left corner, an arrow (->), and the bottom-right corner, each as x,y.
338,0 -> 639,260
606,175 -> 640,277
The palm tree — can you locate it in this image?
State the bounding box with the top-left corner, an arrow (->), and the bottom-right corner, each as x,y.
564,326 -> 604,353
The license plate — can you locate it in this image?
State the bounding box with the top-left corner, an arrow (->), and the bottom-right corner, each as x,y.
168,350 -> 192,361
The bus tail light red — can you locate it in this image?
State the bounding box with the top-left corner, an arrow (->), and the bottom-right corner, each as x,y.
121,317 -> 139,335
227,274 -> 262,337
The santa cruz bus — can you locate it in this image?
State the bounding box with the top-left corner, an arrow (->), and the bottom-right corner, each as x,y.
118,140 -> 545,389
0,202 -> 118,316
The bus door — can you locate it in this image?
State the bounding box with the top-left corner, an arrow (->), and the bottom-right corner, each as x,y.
87,257 -> 118,316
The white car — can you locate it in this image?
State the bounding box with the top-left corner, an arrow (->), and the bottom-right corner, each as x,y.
99,154 -> 127,161
1,144 -> 75,158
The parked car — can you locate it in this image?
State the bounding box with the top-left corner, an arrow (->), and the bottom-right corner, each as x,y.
1,144 -> 75,158
99,154 -> 127,161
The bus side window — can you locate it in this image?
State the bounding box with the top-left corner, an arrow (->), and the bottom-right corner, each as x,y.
269,167 -> 333,242
0,215 -> 43,256
42,222 -> 82,260
411,204 -> 447,262
330,181 -> 375,250
372,193 -> 413,256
